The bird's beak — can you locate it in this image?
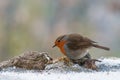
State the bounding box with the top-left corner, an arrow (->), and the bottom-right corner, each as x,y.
52,44 -> 56,48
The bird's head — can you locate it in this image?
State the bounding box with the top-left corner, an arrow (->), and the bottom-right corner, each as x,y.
53,35 -> 67,48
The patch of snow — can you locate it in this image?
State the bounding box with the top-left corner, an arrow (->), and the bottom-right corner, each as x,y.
0,58 -> 120,80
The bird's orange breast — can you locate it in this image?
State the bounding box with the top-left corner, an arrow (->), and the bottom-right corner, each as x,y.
57,41 -> 66,55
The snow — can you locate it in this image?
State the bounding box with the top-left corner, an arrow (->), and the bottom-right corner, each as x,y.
0,58 -> 120,80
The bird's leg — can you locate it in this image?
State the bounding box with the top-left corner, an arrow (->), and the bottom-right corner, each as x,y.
47,56 -> 66,64
62,56 -> 73,66
81,53 -> 101,70
49,56 -> 73,66
83,59 -> 101,70
70,53 -> 101,70
51,56 -> 69,63
71,53 -> 91,65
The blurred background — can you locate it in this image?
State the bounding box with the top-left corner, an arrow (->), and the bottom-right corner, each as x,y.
0,0 -> 120,61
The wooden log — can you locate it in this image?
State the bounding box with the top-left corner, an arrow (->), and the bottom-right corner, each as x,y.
0,51 -> 52,70
0,51 -> 99,70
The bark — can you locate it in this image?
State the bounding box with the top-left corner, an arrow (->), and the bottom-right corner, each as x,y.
0,51 -> 52,70
0,51 -> 99,70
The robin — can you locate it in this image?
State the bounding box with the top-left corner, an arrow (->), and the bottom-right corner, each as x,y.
52,33 -> 110,67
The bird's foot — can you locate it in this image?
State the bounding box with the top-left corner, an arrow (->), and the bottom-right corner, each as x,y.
83,59 -> 101,70
48,56 -> 73,66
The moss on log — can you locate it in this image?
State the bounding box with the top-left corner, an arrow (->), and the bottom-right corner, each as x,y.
0,51 -> 52,70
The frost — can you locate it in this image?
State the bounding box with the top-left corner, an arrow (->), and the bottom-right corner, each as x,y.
0,58 -> 120,80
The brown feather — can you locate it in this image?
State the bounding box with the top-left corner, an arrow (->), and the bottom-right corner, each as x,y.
67,34 -> 94,50
66,33 -> 110,51
92,44 -> 110,51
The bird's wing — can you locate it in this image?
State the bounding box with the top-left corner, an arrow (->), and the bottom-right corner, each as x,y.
67,34 -> 96,50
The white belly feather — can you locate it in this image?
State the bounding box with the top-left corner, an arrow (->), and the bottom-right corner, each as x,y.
64,45 -> 89,59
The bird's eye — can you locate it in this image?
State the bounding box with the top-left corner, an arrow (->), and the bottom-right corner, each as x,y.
58,40 -> 60,42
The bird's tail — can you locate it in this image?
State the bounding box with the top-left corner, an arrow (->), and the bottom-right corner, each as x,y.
92,44 -> 110,51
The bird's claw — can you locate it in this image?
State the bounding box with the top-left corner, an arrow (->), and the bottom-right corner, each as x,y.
83,59 -> 101,70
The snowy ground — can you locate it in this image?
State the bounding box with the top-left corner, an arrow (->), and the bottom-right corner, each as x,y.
0,58 -> 120,80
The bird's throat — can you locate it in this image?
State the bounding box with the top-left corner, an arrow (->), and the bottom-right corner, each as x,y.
57,41 -> 66,55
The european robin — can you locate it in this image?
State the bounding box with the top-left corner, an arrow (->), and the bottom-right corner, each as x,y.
53,33 -> 110,60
